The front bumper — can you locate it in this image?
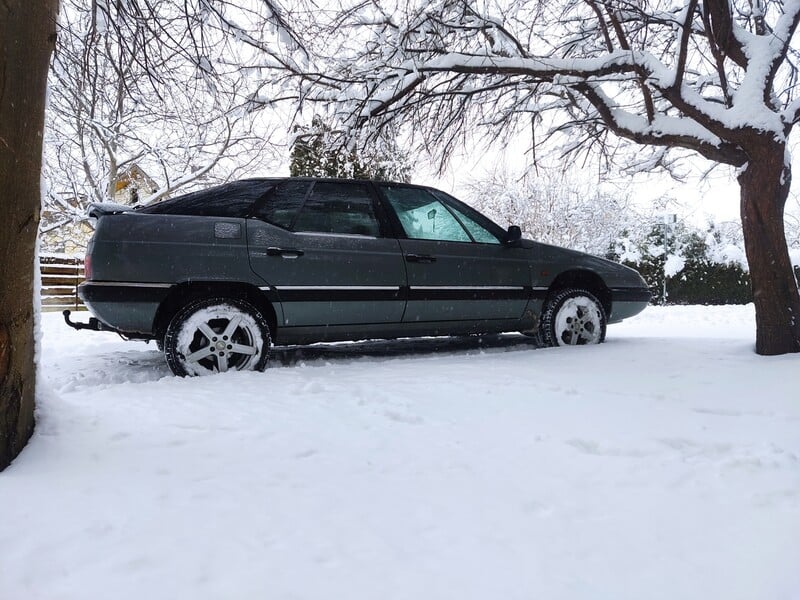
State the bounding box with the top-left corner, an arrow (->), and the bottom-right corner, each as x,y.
608,286 -> 651,323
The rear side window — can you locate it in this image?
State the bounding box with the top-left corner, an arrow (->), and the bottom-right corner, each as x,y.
139,180 -> 272,217
253,180 -> 311,229
292,181 -> 381,236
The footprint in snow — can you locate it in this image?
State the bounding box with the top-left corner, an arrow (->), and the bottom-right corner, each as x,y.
293,449 -> 318,459
566,438 -> 652,458
384,410 -> 424,425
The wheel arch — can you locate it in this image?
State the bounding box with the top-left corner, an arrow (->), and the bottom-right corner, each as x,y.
547,269 -> 611,317
152,281 -> 279,342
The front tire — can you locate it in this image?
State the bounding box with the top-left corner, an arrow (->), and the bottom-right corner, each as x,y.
540,288 -> 607,347
164,297 -> 271,376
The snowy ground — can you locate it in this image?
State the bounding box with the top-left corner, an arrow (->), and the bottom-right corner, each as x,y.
1,306 -> 799,600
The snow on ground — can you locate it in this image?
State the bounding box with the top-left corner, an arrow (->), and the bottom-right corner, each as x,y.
1,306 -> 799,600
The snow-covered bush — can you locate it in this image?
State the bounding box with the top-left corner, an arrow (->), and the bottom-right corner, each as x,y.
612,223 -> 753,305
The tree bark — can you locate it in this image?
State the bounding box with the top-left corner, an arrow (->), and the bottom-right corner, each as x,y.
0,0 -> 59,470
738,138 -> 800,355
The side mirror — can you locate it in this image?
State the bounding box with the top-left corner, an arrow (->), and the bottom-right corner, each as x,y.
504,225 -> 522,246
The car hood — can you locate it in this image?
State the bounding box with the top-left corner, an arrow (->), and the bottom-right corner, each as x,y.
520,238 -> 648,288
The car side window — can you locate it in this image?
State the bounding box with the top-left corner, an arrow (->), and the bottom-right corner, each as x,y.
443,205 -> 500,244
253,180 -> 311,229
292,181 -> 381,237
381,186 -> 471,242
429,190 -> 501,244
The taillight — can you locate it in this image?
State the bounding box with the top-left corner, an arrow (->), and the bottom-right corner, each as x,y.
84,253 -> 92,280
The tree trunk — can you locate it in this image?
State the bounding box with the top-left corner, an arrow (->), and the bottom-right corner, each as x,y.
738,138 -> 800,355
0,0 -> 59,470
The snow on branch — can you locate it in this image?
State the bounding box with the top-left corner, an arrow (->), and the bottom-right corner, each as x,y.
351,50 -> 753,164
221,0 -> 800,177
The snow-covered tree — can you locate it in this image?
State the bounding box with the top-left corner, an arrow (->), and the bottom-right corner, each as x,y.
44,0 -> 282,248
787,194 -> 800,247
264,0 -> 800,355
0,0 -> 58,469
465,169 -> 635,255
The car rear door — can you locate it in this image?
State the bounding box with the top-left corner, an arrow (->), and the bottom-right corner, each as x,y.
247,180 -> 406,327
377,184 -> 531,323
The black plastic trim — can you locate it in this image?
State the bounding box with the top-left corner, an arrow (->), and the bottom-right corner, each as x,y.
406,287 -> 531,301
275,287 -> 403,302
609,287 -> 652,303
273,286 -> 532,303
79,281 -> 172,304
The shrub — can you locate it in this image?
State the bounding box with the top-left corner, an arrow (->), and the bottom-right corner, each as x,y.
613,225 -> 753,305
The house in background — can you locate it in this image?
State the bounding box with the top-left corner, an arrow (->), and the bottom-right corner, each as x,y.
42,165 -> 160,254
113,164 -> 158,206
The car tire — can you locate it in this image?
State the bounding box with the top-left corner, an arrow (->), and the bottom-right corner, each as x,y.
164,297 -> 271,376
540,288 -> 607,347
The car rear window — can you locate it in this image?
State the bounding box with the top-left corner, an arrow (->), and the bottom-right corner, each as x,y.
138,180 -> 273,217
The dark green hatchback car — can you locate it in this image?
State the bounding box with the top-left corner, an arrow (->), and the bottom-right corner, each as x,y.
70,177 -> 650,376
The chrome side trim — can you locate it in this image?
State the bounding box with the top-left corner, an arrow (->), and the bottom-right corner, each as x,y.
275,285 -> 400,291
294,232 -> 379,240
410,285 -> 526,291
82,281 -> 172,289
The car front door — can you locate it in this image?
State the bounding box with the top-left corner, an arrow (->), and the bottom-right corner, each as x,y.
247,180 -> 406,328
377,184 -> 531,323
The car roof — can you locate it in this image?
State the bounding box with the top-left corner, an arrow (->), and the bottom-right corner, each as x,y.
136,177 -> 443,218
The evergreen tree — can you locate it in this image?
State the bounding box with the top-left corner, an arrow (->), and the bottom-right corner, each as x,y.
290,116 -> 411,182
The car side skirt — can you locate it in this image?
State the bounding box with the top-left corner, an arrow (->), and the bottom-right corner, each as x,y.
275,318 -> 530,346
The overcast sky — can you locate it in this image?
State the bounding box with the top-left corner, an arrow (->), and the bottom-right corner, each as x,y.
411,136 -> 798,231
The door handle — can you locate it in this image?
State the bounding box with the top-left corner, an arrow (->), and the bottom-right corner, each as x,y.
266,246 -> 304,259
405,253 -> 436,263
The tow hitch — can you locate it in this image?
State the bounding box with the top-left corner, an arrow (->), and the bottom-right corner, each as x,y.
63,310 -> 108,332
62,310 -> 153,343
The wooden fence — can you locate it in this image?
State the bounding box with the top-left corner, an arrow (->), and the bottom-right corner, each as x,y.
40,255 -> 85,312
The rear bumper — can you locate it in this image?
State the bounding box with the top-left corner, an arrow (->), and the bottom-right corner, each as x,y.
78,281 -> 171,335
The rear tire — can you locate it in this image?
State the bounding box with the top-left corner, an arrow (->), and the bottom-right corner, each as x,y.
164,297 -> 271,376
540,288 -> 606,347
